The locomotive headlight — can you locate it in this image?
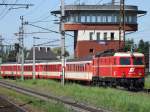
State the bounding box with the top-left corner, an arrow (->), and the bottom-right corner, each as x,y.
122,72 -> 126,77
139,73 -> 142,76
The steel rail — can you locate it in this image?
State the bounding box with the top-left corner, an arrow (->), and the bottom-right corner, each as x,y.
142,88 -> 150,93
0,95 -> 27,112
0,80 -> 111,112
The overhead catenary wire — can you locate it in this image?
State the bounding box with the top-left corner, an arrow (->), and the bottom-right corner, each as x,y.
0,0 -> 19,20
23,0 -> 46,16
35,39 -> 60,46
27,23 -> 74,37
0,0 -> 32,20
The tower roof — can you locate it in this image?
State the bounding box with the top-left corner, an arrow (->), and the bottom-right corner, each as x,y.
51,5 -> 146,15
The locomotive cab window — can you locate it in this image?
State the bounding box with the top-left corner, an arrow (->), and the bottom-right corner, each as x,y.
120,57 -> 131,65
133,57 -> 143,65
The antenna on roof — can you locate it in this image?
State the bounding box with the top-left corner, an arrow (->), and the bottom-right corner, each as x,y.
74,0 -> 80,5
112,0 -> 115,5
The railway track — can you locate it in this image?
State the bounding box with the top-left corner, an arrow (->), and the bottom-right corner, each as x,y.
116,86 -> 150,94
0,80 -> 110,112
142,88 -> 150,93
0,95 -> 26,112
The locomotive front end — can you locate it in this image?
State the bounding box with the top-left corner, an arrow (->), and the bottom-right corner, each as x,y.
114,52 -> 145,89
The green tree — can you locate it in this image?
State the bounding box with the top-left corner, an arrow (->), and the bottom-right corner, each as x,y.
144,41 -> 149,54
124,38 -> 134,51
138,39 -> 145,53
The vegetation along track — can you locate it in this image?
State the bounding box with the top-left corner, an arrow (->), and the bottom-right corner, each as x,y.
0,80 -> 110,112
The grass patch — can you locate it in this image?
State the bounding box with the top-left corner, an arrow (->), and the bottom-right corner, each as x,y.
0,86 -> 70,112
145,75 -> 150,88
4,79 -> 150,112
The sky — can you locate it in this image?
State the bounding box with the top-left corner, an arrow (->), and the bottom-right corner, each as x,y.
0,0 -> 149,55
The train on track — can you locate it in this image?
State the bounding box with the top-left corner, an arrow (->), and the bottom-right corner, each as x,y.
0,50 -> 145,90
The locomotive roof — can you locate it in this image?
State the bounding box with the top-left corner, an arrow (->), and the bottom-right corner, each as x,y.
114,52 -> 144,57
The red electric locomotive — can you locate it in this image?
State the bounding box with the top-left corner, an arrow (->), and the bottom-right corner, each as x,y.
0,51 -> 145,89
93,52 -> 145,89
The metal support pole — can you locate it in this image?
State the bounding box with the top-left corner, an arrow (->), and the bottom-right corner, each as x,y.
119,0 -> 125,50
20,16 -> 24,81
61,0 -> 65,86
112,0 -> 115,5
17,27 -> 22,63
32,39 -> 36,80
122,0 -> 125,47
32,37 -> 40,80
0,35 -> 3,63
149,42 -> 150,73
0,35 -> 3,57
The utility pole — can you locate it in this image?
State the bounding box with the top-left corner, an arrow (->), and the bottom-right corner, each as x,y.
149,42 -> 150,73
20,16 -> 24,81
0,35 -> 4,63
17,27 -> 22,63
112,0 -> 115,5
0,35 -> 3,54
32,37 -> 40,80
119,0 -> 125,50
60,0 -> 65,86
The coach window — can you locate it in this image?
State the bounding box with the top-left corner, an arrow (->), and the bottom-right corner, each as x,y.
46,65 -> 48,71
69,65 -> 71,71
54,65 -> 56,71
67,65 -> 68,71
72,65 -> 74,71
73,65 -> 75,71
76,65 -> 78,71
77,65 -> 79,71
53,65 -> 55,71
120,57 -> 131,65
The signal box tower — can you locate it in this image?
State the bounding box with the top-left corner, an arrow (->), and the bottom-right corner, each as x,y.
52,4 -> 146,58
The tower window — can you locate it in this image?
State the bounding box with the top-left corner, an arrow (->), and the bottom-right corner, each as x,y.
104,32 -> 107,40
81,16 -> 85,22
89,32 -> 94,40
111,32 -> 114,40
91,16 -> 96,22
107,16 -> 112,22
96,32 -> 100,40
102,16 -> 107,22
87,16 -> 90,22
